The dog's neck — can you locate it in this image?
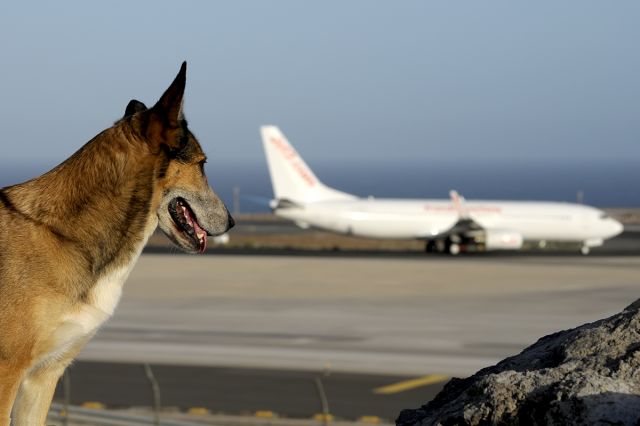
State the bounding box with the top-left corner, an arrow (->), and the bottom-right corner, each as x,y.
2,123 -> 161,276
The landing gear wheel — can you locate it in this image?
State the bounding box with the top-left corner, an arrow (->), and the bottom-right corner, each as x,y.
581,245 -> 590,255
449,243 -> 461,255
425,240 -> 436,253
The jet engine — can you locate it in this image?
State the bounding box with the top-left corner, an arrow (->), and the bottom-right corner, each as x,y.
484,230 -> 523,250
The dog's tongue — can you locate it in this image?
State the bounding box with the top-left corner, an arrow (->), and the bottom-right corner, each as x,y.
193,220 -> 207,253
184,207 -> 207,253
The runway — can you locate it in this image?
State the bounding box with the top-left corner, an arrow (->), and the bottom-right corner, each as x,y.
52,252 -> 640,419
55,361 -> 443,421
77,254 -> 640,375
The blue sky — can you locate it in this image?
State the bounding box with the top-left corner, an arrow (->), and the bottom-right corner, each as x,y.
1,1 -> 639,169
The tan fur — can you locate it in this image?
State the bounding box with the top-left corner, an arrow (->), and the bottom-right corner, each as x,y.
0,63 -> 232,424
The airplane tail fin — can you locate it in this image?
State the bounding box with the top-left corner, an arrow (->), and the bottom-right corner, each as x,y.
261,126 -> 355,204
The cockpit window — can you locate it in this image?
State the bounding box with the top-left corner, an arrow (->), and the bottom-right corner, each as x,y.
599,213 -> 609,219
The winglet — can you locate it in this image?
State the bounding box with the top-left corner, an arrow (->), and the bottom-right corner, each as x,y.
449,190 -> 469,219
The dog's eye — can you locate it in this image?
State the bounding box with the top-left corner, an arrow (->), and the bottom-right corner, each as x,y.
199,160 -> 207,174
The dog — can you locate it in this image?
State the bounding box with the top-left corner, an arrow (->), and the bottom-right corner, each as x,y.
0,62 -> 234,424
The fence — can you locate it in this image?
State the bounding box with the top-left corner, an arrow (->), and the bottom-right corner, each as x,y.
50,363 -> 338,426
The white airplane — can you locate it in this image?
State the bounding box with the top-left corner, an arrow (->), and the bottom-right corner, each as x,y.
260,126 -> 623,255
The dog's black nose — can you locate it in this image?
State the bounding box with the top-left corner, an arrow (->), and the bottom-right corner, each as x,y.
227,214 -> 235,229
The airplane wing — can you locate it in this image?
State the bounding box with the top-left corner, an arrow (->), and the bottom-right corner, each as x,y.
418,190 -> 483,240
441,190 -> 484,235
438,217 -> 484,237
422,190 -> 523,253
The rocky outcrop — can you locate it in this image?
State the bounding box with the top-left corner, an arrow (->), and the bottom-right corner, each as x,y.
397,300 -> 640,426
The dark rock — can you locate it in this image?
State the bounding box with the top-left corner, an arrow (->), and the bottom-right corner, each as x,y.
397,300 -> 640,426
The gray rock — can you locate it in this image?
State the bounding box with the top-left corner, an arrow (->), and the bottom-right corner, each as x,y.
397,300 -> 640,426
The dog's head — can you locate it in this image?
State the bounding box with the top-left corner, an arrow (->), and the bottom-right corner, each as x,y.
123,62 -> 234,253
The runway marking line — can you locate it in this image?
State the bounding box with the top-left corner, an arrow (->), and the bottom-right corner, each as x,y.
359,415 -> 382,424
373,375 -> 449,394
313,413 -> 335,422
81,401 -> 106,410
255,410 -> 277,418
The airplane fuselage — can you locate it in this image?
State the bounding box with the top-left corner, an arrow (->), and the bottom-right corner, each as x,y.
276,198 -> 622,245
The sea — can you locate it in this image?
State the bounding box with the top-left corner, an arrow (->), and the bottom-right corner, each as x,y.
1,158 -> 638,213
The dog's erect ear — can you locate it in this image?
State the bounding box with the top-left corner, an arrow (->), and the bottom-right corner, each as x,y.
124,99 -> 148,118
147,61 -> 187,149
152,61 -> 186,125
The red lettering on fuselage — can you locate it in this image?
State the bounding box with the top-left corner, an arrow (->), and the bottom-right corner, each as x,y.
423,205 -> 502,214
270,137 -> 316,187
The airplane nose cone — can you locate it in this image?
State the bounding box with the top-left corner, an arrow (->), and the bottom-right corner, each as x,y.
610,219 -> 624,237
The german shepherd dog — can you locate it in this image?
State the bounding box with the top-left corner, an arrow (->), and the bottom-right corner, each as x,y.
0,62 -> 234,424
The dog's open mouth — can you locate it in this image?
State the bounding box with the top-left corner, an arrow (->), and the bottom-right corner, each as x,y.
168,198 -> 207,253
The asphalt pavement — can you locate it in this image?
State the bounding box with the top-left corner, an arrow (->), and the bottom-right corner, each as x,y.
54,361 -> 444,421
52,248 -> 640,420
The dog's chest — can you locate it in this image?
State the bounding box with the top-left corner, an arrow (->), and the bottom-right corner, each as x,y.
35,217 -> 158,369
65,221 -> 157,332
79,264 -> 135,328
46,256 -> 142,362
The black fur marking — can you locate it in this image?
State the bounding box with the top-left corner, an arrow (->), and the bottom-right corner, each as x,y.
124,99 -> 148,118
67,190 -> 97,218
139,111 -> 151,138
159,119 -> 202,164
0,190 -> 14,211
0,189 -> 77,244
79,289 -> 90,304
90,174 -> 154,275
179,120 -> 189,149
157,155 -> 170,179
174,121 -> 205,164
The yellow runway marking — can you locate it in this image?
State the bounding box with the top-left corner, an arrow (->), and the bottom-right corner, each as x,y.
255,411 -> 277,418
359,415 -> 382,424
373,375 -> 448,394
313,413 -> 335,422
81,401 -> 105,410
